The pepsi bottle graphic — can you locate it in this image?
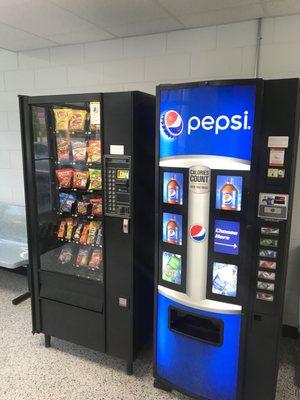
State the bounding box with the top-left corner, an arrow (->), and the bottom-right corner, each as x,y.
167,176 -> 180,204
166,218 -> 179,244
220,178 -> 238,210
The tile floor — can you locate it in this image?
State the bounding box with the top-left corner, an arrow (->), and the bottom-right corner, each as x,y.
0,268 -> 297,400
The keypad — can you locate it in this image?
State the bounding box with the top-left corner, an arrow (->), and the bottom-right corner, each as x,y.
107,168 -> 116,213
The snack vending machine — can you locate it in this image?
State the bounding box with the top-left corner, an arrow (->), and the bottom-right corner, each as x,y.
19,91 -> 155,374
154,79 -> 300,400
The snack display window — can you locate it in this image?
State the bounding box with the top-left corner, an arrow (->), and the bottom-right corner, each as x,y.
31,99 -> 103,282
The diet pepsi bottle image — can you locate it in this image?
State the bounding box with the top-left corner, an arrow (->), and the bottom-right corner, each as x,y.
166,218 -> 179,244
167,176 -> 180,204
220,178 -> 238,210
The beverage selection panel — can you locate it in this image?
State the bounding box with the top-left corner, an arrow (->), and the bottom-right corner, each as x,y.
158,168 -> 188,292
104,155 -> 131,218
207,171 -> 248,305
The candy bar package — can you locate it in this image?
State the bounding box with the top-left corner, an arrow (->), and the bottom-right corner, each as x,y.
56,168 -> 73,188
56,137 -> 71,162
65,218 -> 76,241
87,221 -> 100,245
69,109 -> 87,132
57,220 -> 66,238
59,192 -> 76,213
80,223 -> 89,244
77,199 -> 89,216
71,139 -> 87,162
73,223 -> 83,242
95,224 -> 103,246
76,247 -> 90,266
87,140 -> 101,163
89,102 -> 100,131
90,197 -> 102,216
58,245 -> 73,264
88,249 -> 102,269
53,108 -> 71,132
88,169 -> 101,190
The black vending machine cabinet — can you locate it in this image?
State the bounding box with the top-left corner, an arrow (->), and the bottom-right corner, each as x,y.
154,78 -> 300,400
19,91 -> 155,374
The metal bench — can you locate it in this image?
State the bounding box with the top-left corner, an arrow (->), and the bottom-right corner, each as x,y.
0,202 -> 30,304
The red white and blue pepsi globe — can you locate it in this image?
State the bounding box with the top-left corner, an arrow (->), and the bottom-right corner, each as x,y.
190,225 -> 206,242
160,110 -> 183,138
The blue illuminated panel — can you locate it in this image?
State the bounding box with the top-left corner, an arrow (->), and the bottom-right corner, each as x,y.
156,293 -> 241,400
214,220 -> 240,255
159,85 -> 256,163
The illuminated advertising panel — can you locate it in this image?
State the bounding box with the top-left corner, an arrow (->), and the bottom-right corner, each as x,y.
160,84 -> 256,170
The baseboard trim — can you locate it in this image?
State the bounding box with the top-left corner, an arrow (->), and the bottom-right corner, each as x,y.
282,324 -> 299,339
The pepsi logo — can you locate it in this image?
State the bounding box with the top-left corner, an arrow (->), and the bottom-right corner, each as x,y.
223,193 -> 233,205
190,224 -> 206,242
160,110 -> 183,139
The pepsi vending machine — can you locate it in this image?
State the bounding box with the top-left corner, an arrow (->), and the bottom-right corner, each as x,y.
154,79 -> 300,400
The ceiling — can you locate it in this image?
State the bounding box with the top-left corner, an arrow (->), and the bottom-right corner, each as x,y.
0,0 -> 299,52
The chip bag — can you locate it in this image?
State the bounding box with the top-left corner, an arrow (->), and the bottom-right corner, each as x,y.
73,170 -> 89,189
76,248 -> 90,266
89,101 -> 100,131
87,140 -> 101,163
57,137 -> 71,162
53,108 -> 71,132
88,169 -> 101,190
90,197 -> 102,216
71,139 -> 87,162
69,110 -> 87,132
58,245 -> 73,264
88,249 -> 102,269
59,193 -> 76,213
56,168 -> 73,188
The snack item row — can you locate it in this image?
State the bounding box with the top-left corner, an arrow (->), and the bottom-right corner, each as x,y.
59,193 -> 102,216
57,138 -> 101,163
76,247 -> 102,268
54,108 -> 87,132
58,244 -> 102,270
56,168 -> 101,190
58,218 -> 102,246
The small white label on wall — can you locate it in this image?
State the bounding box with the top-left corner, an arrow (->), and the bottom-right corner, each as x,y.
110,145 -> 124,155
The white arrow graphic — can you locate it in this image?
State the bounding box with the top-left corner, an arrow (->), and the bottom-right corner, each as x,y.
215,242 -> 237,248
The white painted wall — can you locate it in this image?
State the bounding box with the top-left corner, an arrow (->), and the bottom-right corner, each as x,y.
0,15 -> 299,325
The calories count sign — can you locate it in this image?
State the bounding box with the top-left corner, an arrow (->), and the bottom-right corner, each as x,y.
189,166 -> 210,193
189,166 -> 210,243
214,220 -> 240,255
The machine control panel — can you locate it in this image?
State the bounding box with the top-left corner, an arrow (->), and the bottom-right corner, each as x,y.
104,155 -> 131,218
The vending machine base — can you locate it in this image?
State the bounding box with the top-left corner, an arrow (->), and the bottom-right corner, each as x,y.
154,291 -> 242,400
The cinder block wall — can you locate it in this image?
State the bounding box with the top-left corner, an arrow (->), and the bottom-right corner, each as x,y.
0,15 -> 299,326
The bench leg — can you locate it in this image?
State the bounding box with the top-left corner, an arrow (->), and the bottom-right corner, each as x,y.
12,291 -> 31,305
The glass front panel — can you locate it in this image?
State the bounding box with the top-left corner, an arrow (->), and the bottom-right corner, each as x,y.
32,100 -> 103,282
